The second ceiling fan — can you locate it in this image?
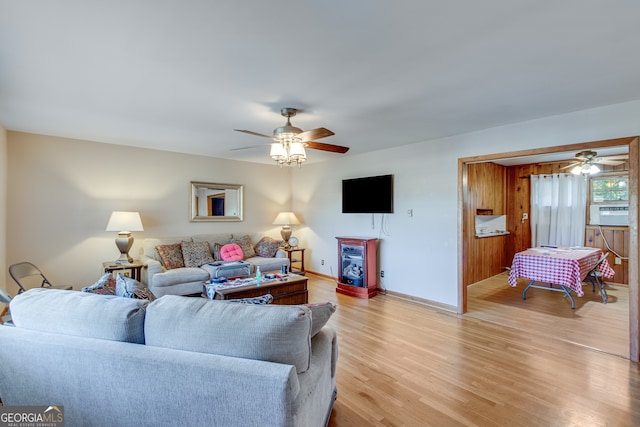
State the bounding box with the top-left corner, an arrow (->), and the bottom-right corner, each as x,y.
561,150 -> 628,174
234,108 -> 349,166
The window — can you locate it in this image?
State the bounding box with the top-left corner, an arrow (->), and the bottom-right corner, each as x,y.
590,174 -> 628,204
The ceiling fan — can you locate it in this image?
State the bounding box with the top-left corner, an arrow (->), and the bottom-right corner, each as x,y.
562,150 -> 628,175
234,108 -> 349,166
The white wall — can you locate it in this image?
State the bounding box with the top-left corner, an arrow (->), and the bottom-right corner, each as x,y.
5,132 -> 292,294
293,100 -> 640,308
4,100 -> 640,303
0,125 -> 6,291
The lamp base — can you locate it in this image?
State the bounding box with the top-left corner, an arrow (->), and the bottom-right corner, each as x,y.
114,232 -> 134,264
280,226 -> 292,249
115,254 -> 133,264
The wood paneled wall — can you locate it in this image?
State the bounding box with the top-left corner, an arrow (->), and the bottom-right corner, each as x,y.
585,226 -> 630,285
505,160 -> 630,285
463,162 -> 508,286
465,159 -> 630,286
504,161 -> 577,263
506,165 -> 533,258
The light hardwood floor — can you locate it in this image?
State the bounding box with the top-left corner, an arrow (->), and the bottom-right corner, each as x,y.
306,274 -> 640,427
466,271 -> 629,358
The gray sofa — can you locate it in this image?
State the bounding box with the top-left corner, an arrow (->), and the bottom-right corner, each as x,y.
0,289 -> 338,427
140,233 -> 290,297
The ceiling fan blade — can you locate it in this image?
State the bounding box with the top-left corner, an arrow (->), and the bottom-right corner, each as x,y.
297,127 -> 334,141
595,159 -> 625,166
230,144 -> 269,151
561,162 -> 580,169
305,141 -> 350,154
598,154 -> 629,160
234,129 -> 272,138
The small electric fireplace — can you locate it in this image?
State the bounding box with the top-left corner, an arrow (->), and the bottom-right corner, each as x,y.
336,237 -> 378,299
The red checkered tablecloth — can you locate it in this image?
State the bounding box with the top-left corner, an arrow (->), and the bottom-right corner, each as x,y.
508,247 -> 615,297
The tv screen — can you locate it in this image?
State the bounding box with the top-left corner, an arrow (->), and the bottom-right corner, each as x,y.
342,174 -> 394,214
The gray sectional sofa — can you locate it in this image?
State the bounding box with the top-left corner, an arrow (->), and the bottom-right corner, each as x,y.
140,233 -> 290,297
0,289 -> 338,427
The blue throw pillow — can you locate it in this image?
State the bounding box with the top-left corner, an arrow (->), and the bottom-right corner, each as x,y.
81,273 -> 111,292
115,273 -> 135,298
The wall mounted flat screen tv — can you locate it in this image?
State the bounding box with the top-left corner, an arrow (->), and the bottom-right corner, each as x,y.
342,174 -> 394,214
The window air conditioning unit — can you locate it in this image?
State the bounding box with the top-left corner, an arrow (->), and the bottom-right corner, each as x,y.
589,204 -> 629,226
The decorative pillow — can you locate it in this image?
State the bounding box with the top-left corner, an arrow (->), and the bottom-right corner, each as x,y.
181,241 -> 215,268
220,243 -> 244,261
254,236 -> 281,257
156,243 -> 184,269
116,273 -> 141,298
129,283 -> 156,301
303,302 -> 336,337
81,273 -> 112,292
212,242 -> 223,261
83,275 -> 117,296
83,274 -> 156,301
230,234 -> 256,259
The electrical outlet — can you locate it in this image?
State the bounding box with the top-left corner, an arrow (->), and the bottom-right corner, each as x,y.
380,270 -> 384,278
615,257 -> 622,265
321,259 -> 325,265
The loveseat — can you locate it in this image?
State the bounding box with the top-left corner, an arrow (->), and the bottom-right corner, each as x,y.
140,233 -> 290,297
0,289 -> 338,427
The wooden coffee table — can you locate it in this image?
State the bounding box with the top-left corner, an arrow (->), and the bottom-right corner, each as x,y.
204,274 -> 308,305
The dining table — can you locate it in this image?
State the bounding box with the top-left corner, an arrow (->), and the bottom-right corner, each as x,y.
507,246 -> 615,309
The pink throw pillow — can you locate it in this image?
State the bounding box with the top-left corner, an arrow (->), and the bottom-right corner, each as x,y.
220,243 -> 244,261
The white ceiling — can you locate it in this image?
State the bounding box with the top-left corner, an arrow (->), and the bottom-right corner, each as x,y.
490,145 -> 629,167
0,1 -> 639,165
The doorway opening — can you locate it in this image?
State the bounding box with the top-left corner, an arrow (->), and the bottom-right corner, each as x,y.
458,136 -> 638,361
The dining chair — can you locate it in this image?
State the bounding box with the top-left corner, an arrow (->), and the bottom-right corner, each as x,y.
8,262 -> 72,294
586,252 -> 610,304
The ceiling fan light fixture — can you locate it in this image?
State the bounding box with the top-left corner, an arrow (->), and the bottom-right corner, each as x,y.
270,142 -> 286,163
269,140 -> 306,167
289,142 -> 307,164
234,107 -> 348,167
274,130 -> 301,141
570,163 -> 600,175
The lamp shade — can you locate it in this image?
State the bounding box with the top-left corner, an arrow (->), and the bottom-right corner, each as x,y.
570,164 -> 601,175
270,143 -> 286,161
272,212 -> 300,225
105,211 -> 144,232
588,164 -> 601,174
289,142 -> 307,162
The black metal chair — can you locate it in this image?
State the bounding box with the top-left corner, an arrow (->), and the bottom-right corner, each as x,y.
586,252 -> 610,304
8,262 -> 72,294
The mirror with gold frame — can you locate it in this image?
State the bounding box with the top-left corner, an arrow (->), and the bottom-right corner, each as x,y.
190,181 -> 243,222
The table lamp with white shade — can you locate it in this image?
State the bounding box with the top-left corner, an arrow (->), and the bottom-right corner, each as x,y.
272,212 -> 300,249
105,211 -> 144,264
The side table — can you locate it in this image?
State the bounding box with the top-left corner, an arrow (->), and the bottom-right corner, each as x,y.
103,261 -> 143,281
284,248 -> 305,275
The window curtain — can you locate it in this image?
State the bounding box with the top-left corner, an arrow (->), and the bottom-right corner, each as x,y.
530,173 -> 587,247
